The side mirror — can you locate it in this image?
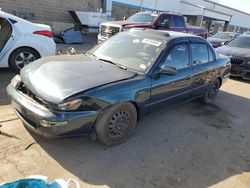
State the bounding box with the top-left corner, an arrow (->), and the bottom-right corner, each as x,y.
159,64 -> 177,75
123,17 -> 127,21
66,47 -> 76,55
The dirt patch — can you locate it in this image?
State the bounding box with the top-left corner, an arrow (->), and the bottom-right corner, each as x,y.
190,103 -> 236,130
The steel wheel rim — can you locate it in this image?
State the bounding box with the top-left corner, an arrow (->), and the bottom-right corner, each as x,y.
15,52 -> 36,69
208,81 -> 219,98
108,110 -> 130,140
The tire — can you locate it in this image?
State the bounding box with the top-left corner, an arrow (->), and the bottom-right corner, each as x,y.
202,79 -> 221,104
9,47 -> 40,73
95,102 -> 137,146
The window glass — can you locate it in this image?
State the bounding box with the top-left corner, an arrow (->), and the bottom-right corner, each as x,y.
92,32 -> 165,73
227,36 -> 250,49
163,44 -> 189,69
0,18 -> 12,52
158,15 -> 171,27
127,13 -> 158,24
191,44 -> 209,65
208,48 -> 214,62
173,16 -> 185,28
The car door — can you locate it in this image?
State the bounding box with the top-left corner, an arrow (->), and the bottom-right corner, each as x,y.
156,14 -> 171,30
0,17 -> 13,54
190,42 -> 217,96
171,15 -> 186,33
149,41 -> 194,113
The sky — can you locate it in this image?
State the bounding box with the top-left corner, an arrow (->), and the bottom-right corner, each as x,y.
218,0 -> 250,13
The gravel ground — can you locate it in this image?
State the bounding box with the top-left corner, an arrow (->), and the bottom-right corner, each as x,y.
0,38 -> 250,187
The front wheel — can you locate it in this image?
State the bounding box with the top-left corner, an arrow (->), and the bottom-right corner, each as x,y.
202,79 -> 221,104
95,102 -> 137,146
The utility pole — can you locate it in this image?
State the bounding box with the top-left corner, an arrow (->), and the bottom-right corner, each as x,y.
140,0 -> 143,11
154,0 -> 158,12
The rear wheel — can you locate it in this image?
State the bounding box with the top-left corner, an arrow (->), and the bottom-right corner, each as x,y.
95,102 -> 137,146
9,47 -> 40,73
202,79 -> 221,104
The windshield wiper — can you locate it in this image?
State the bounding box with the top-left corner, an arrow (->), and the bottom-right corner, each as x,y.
85,51 -> 98,59
99,58 -> 127,70
86,52 -> 127,70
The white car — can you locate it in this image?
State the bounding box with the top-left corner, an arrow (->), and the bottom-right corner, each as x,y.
0,11 -> 56,72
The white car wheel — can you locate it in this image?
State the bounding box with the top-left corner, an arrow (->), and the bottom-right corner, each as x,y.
9,47 -> 40,73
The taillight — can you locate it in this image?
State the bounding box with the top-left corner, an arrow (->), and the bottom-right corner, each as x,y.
33,30 -> 53,38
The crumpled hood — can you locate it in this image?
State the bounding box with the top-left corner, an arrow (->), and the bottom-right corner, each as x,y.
21,55 -> 136,104
102,20 -> 152,28
216,45 -> 250,59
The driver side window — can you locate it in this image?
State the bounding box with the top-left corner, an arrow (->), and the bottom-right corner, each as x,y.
158,15 -> 171,27
162,44 -> 190,70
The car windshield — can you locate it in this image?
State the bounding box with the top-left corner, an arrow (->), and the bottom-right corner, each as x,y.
212,32 -> 235,40
91,32 -> 165,73
127,13 -> 158,24
227,36 -> 250,49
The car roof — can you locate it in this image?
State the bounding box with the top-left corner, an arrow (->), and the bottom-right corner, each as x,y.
216,31 -> 238,34
237,35 -> 250,38
129,28 -> 204,42
136,11 -> 182,16
0,10 -> 32,24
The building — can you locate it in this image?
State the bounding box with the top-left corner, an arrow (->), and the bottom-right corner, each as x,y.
112,0 -> 250,34
0,0 -> 103,33
0,0 -> 250,34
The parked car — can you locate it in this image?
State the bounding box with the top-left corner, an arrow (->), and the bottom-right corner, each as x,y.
98,12 -> 208,43
7,29 -> 230,146
207,32 -> 240,48
243,31 -> 250,35
0,11 -> 56,72
216,35 -> 250,80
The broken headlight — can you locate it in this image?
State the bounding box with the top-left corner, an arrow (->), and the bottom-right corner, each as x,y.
57,99 -> 82,111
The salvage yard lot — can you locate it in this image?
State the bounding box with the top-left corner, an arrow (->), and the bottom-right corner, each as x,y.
0,45 -> 250,187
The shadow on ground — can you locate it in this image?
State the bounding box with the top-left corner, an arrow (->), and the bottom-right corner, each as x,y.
32,90 -> 250,188
0,68 -> 15,106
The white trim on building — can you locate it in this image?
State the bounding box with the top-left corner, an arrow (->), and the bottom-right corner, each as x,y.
110,0 -> 250,30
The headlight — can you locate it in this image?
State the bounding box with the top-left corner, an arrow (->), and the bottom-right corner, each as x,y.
121,28 -> 129,32
40,120 -> 68,127
57,99 -> 82,111
11,75 -> 21,89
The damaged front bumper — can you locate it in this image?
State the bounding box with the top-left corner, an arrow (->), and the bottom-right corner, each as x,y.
230,64 -> 250,80
7,84 -> 97,138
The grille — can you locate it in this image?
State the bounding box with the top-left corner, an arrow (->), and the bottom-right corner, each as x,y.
100,25 -> 120,37
18,83 -> 49,108
230,58 -> 244,65
244,72 -> 250,78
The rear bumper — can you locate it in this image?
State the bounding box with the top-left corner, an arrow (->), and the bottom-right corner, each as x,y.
7,84 -> 97,138
39,39 -> 56,57
222,72 -> 230,84
231,64 -> 250,80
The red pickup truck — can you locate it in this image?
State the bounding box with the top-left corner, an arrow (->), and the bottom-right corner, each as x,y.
98,12 -> 208,43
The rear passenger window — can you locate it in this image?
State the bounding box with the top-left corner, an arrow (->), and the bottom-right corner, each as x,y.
0,18 -> 12,52
191,44 -> 209,65
173,16 -> 185,28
